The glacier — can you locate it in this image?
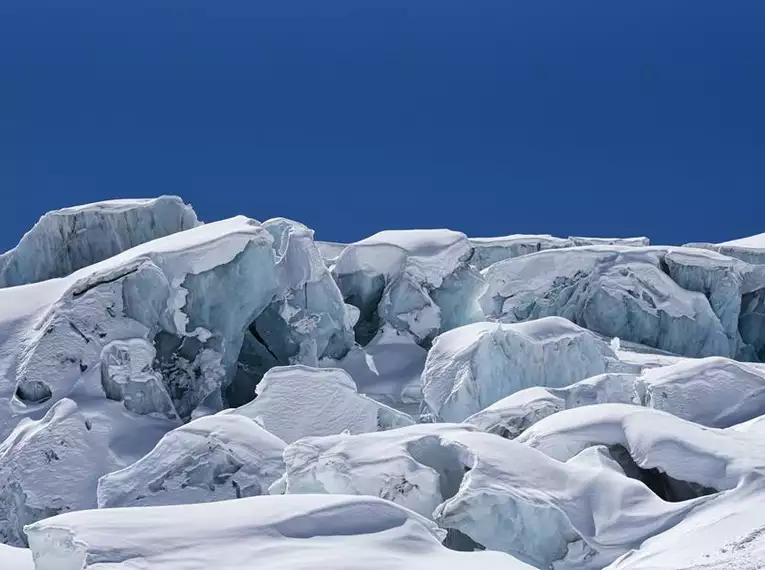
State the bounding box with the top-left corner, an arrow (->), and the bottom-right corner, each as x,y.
1,200 -> 765,569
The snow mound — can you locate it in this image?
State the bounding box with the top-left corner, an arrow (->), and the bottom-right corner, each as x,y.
605,475 -> 765,570
0,196 -> 199,288
518,403 -> 765,493
275,422 -> 708,568
639,356 -> 765,428
480,245 -> 765,360
232,365 -> 414,443
421,317 -> 632,422
333,229 -> 485,347
468,234 -> 649,270
24,494 -> 533,570
97,413 -> 286,509
465,372 -> 640,438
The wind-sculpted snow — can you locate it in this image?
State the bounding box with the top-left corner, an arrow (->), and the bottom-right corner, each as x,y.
605,474 -> 765,570
24,494 -> 534,570
332,230 -> 485,347
97,413 -> 286,508
0,197 -> 199,288
468,234 -> 649,271
480,245 -> 765,361
518,403 -> 765,493
421,317 -> 632,422
464,373 -> 641,438
275,423 -> 711,568
232,366 -> 413,443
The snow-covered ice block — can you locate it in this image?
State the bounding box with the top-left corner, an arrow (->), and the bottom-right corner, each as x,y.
468,234 -> 649,271
435,433 -> 709,569
0,544 -> 33,570
685,232 -> 765,265
518,403 -> 765,493
232,365 -> 414,443
99,338 -> 179,420
333,229 -> 485,346
0,399 -> 112,546
605,474 -> 765,570
0,196 -> 199,288
639,356 -> 765,428
422,317 -> 632,422
465,373 -> 640,438
272,424 -> 478,519
97,413 -> 285,508
480,246 -> 745,359
24,494 -> 533,570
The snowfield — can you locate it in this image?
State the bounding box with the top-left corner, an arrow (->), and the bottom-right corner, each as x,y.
1,197 -> 764,569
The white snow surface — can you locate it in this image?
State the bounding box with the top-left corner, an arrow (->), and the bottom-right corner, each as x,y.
0,544 -> 33,570
686,232 -> 765,265
24,494 -> 533,570
232,365 -> 414,443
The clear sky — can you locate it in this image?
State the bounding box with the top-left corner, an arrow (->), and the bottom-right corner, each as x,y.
2,1 -> 763,251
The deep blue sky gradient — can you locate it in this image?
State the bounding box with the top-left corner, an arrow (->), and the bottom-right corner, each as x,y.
2,1 -> 764,251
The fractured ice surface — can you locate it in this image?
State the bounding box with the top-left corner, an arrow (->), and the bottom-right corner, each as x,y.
685,231 -> 765,265
421,316 -> 632,422
97,413 -> 286,508
332,230 -> 484,346
232,365 -> 413,443
0,196 -> 199,288
481,245 -> 765,360
25,494 -> 534,570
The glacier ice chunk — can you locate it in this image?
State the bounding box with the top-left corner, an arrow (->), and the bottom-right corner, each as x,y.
232,365 -> 414,443
97,413 -> 286,508
422,317 -> 632,422
0,196 -> 199,288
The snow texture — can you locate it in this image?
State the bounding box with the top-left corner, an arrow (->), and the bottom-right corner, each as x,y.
686,232 -> 765,265
24,494 -> 534,570
232,365 -> 414,443
97,413 -> 286,508
0,543 -> 33,570
422,316 -> 633,422
0,196 -> 199,288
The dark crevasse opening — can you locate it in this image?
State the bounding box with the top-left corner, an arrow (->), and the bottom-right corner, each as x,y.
335,271 -> 386,346
608,445 -> 718,502
14,380 -> 52,404
225,327 -> 282,408
740,289 -> 765,363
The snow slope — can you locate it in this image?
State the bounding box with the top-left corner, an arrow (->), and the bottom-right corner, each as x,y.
25,494 -> 534,570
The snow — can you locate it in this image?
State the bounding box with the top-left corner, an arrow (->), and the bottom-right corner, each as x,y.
479,245 -> 765,360
686,232 -> 765,265
0,196 -> 199,288
232,365 -> 414,443
97,413 -> 286,508
24,494 -> 534,570
518,403 -> 765,492
421,317 -> 631,422
465,373 -> 640,438
0,544 -> 33,570
332,229 -> 484,346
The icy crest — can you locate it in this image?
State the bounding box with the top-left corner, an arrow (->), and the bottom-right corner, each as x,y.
0,196 -> 199,288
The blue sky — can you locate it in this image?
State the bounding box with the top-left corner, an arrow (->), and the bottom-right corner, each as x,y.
1,1 -> 763,251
